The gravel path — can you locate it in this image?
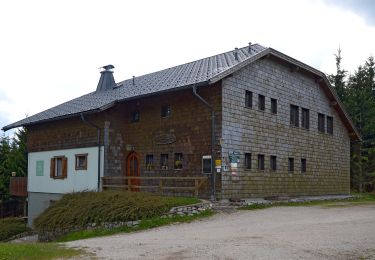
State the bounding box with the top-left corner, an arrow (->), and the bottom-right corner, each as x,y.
66,203 -> 375,260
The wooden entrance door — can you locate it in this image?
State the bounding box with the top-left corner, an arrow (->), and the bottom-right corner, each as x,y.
126,152 -> 140,191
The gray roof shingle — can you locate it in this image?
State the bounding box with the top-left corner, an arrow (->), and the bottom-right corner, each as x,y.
3,44 -> 266,130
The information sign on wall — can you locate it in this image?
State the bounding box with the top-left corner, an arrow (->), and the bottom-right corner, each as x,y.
36,160 -> 44,176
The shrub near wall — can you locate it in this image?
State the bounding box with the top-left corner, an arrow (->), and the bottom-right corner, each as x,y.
0,217 -> 30,241
34,191 -> 200,240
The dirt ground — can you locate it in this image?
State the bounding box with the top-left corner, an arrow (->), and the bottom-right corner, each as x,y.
66,203 -> 375,260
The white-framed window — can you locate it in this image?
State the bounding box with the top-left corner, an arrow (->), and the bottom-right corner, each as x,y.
75,154 -> 88,170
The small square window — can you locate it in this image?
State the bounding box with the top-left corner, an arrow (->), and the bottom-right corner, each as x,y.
160,154 -> 169,170
75,154 -> 88,170
161,105 -> 171,118
271,98 -> 277,114
131,110 -> 140,122
146,154 -> 154,170
258,95 -> 265,111
302,108 -> 310,129
245,91 -> 253,108
301,158 -> 307,173
174,153 -> 183,170
258,154 -> 265,170
318,113 -> 325,133
245,153 -> 251,170
270,156 -> 277,171
327,116 -> 333,134
288,158 -> 294,172
290,105 -> 299,127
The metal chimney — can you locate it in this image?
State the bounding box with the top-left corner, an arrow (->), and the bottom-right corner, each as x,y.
96,65 -> 116,92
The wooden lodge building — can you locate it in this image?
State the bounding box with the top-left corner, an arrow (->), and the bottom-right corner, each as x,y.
2,43 -> 360,226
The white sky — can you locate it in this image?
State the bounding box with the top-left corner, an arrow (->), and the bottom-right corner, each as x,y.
0,0 -> 374,135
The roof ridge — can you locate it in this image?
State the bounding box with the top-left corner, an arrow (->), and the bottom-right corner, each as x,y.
117,43 -> 265,85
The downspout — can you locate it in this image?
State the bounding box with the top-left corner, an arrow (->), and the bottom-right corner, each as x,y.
192,84 -> 216,201
80,114 -> 101,191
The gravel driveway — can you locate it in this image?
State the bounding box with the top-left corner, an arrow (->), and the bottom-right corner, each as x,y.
66,203 -> 375,260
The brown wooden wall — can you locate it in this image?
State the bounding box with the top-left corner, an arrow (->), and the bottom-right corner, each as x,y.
26,83 -> 222,197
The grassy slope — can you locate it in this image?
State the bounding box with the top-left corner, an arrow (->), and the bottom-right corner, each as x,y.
0,243 -> 83,260
34,191 -> 199,231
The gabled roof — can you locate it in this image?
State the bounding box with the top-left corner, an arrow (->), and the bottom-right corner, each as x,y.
2,44 -> 360,141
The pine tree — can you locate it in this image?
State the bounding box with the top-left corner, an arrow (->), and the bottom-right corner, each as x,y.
345,57 -> 375,192
329,48 -> 347,103
0,128 -> 28,200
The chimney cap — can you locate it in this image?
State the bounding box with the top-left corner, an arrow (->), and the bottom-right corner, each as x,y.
101,64 -> 115,71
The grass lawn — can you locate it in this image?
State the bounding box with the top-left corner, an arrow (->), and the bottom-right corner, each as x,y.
239,193 -> 375,210
0,243 -> 84,260
57,209 -> 214,242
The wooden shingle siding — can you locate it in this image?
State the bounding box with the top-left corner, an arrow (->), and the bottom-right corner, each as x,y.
221,57 -> 350,198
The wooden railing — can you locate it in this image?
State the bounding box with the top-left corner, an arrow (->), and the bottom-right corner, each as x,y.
102,176 -> 208,196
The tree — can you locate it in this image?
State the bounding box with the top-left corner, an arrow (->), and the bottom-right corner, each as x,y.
345,57 -> 375,192
0,128 -> 28,200
328,48 -> 348,103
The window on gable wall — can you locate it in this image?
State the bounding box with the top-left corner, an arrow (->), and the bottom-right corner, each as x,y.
301,158 -> 307,173
288,157 -> 294,172
174,153 -> 183,170
258,154 -> 265,170
245,91 -> 253,108
50,156 -> 67,179
301,108 -> 310,129
327,116 -> 333,134
290,105 -> 299,127
161,105 -> 171,118
270,156 -> 277,171
258,95 -> 265,111
75,154 -> 88,170
271,98 -> 277,114
131,110 -> 140,122
318,113 -> 325,133
245,153 -> 251,169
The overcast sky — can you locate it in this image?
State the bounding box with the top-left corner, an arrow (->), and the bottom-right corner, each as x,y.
0,0 -> 374,135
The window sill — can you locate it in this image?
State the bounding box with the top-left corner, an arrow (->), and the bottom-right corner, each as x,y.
75,167 -> 87,171
51,176 -> 66,180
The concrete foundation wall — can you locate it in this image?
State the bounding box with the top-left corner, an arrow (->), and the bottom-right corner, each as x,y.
220,58 -> 350,198
28,192 -> 63,227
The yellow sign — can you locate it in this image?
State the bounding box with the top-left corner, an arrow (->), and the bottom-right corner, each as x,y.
215,159 -> 222,167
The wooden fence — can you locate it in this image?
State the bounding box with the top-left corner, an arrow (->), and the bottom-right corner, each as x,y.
102,176 -> 208,196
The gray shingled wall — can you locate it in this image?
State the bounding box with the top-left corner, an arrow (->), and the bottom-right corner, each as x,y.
220,58 -> 350,198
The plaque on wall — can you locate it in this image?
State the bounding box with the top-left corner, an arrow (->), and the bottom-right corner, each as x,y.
153,133 -> 177,145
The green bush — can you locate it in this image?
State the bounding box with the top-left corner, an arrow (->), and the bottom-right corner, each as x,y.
34,191 -> 199,231
0,217 -> 30,241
